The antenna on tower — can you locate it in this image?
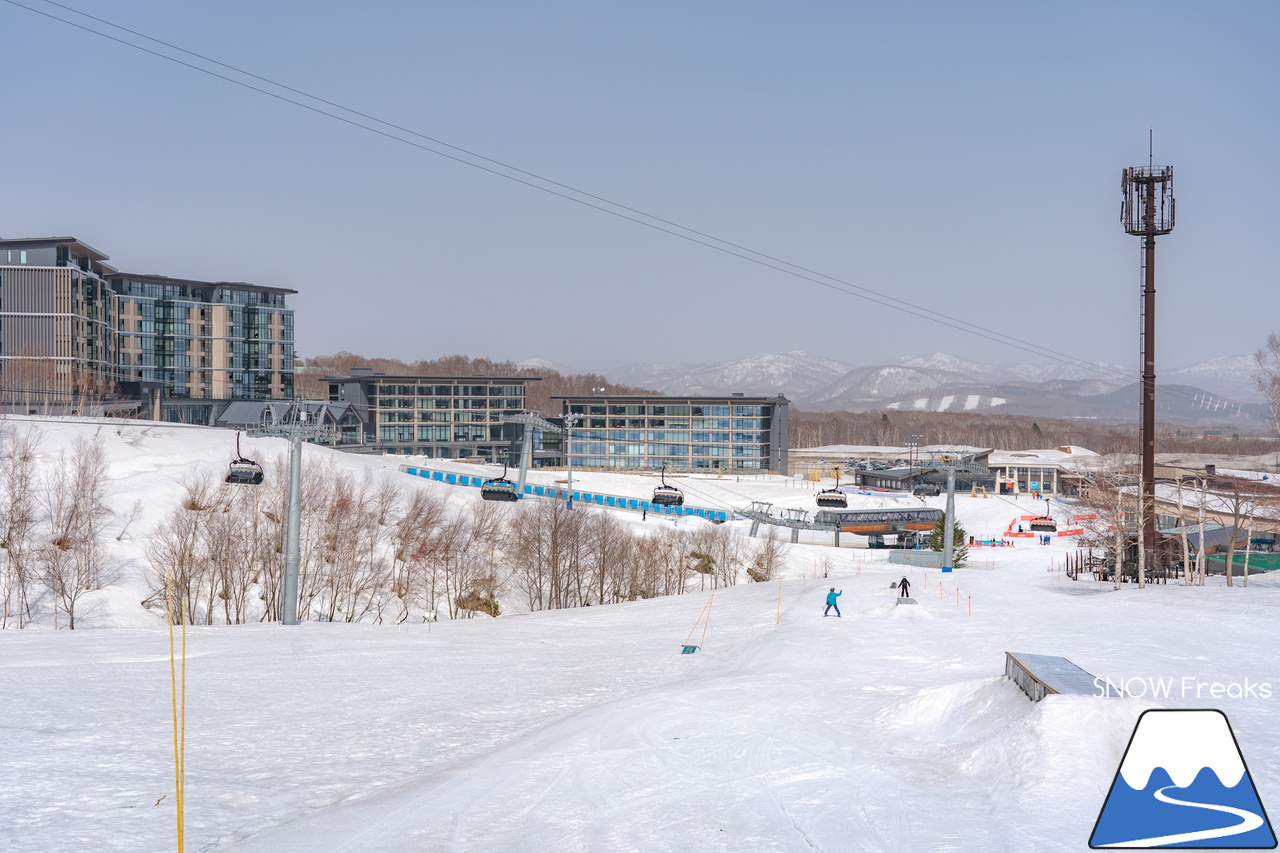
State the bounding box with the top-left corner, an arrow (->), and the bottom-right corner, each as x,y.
1121,145 -> 1175,587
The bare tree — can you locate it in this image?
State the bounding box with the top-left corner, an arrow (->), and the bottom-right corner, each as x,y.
1253,332 -> 1280,439
0,425 -> 41,627
146,476 -> 214,624
1077,459 -> 1137,590
115,499 -> 145,541
434,501 -> 508,619
1203,476 -> 1274,588
39,437 -> 114,628
747,527 -> 785,582
1175,478 -> 1193,587
391,489 -> 449,622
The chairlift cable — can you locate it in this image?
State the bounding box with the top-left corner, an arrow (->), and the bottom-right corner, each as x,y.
2,0 -> 1266,424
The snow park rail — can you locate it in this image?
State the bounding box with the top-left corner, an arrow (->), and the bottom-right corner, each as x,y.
399,465 -> 730,522
1005,651 -> 1110,702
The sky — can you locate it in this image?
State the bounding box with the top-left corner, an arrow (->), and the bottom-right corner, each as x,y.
2,1 -> 1277,373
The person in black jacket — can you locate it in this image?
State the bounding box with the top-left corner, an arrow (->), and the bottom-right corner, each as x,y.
897,576 -> 911,598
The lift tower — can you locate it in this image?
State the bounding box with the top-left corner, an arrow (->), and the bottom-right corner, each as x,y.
1122,145 -> 1175,580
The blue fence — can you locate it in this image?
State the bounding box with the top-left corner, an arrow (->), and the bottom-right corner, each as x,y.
401,465 -> 729,522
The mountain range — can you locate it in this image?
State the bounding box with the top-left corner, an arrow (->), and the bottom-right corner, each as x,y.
521,351 -> 1267,427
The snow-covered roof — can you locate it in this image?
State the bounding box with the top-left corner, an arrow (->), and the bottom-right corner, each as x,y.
793,444 -> 991,457
988,446 -> 1100,469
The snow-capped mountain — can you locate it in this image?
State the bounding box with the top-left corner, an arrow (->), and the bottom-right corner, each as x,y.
888,352 -> 1131,385
808,364 -> 976,406
603,351 -> 855,399
517,357 -> 584,375
1167,355 -> 1261,403
566,350 -> 1263,425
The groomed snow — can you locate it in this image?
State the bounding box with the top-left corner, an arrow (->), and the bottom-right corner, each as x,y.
2,417 -> 1278,851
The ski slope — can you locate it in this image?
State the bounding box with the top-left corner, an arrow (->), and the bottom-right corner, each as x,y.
1,417 -> 1278,851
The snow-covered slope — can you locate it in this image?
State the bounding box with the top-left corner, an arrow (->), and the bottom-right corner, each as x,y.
1168,354 -> 1262,403
4,418 -> 1280,852
810,364 -> 975,405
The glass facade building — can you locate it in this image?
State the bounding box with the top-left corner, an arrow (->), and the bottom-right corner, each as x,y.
111,273 -> 295,400
0,237 -> 295,405
326,372 -> 534,458
555,394 -> 789,472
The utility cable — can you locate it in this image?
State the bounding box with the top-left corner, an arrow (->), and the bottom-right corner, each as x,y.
3,0 -> 1260,421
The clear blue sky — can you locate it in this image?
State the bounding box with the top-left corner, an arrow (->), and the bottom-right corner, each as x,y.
3,1 -> 1276,372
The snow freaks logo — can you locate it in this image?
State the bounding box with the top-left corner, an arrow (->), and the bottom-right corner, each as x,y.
1093,675 -> 1273,700
1090,710 -> 1277,849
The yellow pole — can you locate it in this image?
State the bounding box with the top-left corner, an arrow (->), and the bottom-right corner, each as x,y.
179,591 -> 186,850
699,593 -> 713,649
166,570 -> 185,852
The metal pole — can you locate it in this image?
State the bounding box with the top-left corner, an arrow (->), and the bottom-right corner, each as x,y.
1141,208 -> 1157,582
517,427 -> 532,494
942,467 -> 956,573
564,416 -> 574,507
282,429 -> 302,625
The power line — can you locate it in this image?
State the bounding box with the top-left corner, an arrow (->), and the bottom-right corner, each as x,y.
3,1 -> 1141,386
2,0 -> 1267,426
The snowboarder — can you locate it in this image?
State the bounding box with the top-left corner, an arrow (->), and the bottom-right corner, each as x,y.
897,576 -> 911,598
1017,524 -> 1024,534
824,587 -> 842,617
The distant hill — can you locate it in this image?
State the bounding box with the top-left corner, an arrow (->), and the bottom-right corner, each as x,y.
585,350 -> 1263,426
603,351 -> 854,400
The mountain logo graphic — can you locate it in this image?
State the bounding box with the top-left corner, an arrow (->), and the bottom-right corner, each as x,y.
1091,709 -> 1276,848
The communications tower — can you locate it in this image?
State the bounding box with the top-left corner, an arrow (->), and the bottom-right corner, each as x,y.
1121,142 -> 1175,577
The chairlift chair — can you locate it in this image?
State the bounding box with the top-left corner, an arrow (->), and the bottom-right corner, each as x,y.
816,468 -> 848,509
1029,516 -> 1057,533
480,457 -> 520,502
652,463 -> 684,507
225,432 -> 264,486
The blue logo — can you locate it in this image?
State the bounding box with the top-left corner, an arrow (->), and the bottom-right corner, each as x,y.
1091,709 -> 1276,848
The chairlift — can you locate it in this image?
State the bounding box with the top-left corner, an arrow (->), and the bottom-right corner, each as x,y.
225,432 -> 264,486
652,463 -> 684,507
480,456 -> 519,502
816,468 -> 848,509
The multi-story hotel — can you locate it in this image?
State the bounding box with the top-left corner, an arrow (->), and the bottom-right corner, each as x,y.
0,237 -> 117,396
0,236 -> 294,408
326,370 -> 534,458
112,273 -> 294,400
554,393 -> 789,472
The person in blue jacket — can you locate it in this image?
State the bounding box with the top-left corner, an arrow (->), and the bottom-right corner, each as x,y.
824,587 -> 842,617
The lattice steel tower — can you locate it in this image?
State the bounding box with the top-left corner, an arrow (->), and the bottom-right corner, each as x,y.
1121,145 -> 1174,576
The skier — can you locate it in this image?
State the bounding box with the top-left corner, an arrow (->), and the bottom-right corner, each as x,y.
897,576 -> 911,598
824,587 -> 842,617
